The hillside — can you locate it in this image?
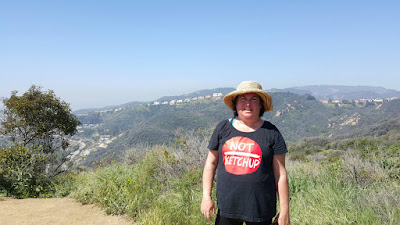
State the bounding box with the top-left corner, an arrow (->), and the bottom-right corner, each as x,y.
71,85 -> 400,114
156,87 -> 235,102
270,85 -> 400,100
69,92 -> 400,167
73,101 -> 145,114
2,90 -> 400,224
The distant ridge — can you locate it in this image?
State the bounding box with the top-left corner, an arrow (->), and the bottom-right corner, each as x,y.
155,87 -> 235,102
68,91 -> 400,166
270,85 -> 400,100
73,101 -> 145,114
73,85 -> 400,113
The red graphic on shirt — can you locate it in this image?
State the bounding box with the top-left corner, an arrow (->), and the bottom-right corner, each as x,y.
222,137 -> 262,175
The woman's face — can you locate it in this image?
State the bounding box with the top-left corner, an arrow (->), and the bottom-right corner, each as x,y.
235,93 -> 261,120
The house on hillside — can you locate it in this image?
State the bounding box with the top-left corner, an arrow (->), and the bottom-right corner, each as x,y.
359,99 -> 373,103
213,93 -> 223,97
212,93 -> 223,100
99,110 -> 112,115
100,135 -> 111,141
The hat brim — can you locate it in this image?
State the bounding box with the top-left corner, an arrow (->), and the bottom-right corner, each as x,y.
223,89 -> 273,112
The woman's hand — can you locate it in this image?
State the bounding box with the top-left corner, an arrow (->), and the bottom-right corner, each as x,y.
201,150 -> 218,222
273,154 -> 290,225
201,197 -> 215,221
275,212 -> 290,225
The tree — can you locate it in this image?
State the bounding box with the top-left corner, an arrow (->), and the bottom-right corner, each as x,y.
0,85 -> 80,197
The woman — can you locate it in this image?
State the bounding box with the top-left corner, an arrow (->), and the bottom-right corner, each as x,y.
201,81 -> 290,225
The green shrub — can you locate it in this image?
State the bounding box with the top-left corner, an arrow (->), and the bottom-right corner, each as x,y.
67,144 -> 216,224
289,153 -> 309,162
60,131 -> 400,224
136,167 -> 213,225
70,146 -> 181,216
0,145 -> 51,198
49,172 -> 79,198
288,159 -> 400,224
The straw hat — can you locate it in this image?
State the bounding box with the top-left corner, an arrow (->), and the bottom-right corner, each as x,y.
223,81 -> 273,112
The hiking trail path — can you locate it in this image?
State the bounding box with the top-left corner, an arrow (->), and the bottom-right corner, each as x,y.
0,197 -> 135,225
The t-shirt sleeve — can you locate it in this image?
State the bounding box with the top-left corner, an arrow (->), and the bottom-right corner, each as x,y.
207,120 -> 226,150
273,127 -> 288,155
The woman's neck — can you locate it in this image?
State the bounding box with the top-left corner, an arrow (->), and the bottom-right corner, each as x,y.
234,117 -> 263,132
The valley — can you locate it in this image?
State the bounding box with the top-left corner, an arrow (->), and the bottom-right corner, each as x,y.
66,90 -> 400,168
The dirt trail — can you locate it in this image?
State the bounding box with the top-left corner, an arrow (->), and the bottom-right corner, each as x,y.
0,197 -> 135,225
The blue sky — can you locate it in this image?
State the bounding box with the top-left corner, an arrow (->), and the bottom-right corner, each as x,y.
1,0 -> 399,110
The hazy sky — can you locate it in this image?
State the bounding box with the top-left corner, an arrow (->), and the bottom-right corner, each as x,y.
1,0 -> 399,110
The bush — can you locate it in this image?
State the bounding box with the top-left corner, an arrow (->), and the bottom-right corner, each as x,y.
59,127 -> 400,224
136,167 -> 213,225
287,158 -> 400,224
49,172 -> 79,198
67,144 -> 215,224
123,143 -> 153,165
1,85 -> 80,180
71,146 -> 180,216
0,145 -> 50,198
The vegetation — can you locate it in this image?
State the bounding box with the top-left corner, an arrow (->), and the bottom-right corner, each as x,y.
74,92 -> 400,166
13,127 -> 396,224
68,129 -> 212,224
0,85 -> 80,198
287,152 -> 400,224
2,87 -> 400,223
286,130 -> 400,224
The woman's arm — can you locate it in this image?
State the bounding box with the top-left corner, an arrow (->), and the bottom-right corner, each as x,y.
273,153 -> 290,225
201,150 -> 219,222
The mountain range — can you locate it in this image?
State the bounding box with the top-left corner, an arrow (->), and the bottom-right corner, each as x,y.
269,85 -> 400,100
69,87 -> 400,167
73,85 -> 400,114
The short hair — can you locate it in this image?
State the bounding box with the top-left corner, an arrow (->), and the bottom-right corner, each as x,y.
232,95 -> 265,118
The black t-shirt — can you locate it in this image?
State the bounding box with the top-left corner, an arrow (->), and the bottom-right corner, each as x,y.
208,119 -> 288,222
